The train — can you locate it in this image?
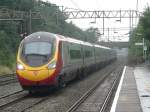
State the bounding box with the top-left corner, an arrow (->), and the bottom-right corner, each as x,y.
16,32 -> 116,93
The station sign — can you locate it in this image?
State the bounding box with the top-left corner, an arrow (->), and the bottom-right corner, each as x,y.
135,43 -> 143,46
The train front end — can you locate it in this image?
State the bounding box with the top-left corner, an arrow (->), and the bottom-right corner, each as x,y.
16,32 -> 62,91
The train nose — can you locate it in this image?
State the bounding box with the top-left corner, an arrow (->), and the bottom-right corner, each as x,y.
17,68 -> 50,82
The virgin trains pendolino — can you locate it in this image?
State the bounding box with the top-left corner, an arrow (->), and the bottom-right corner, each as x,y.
16,32 -> 116,93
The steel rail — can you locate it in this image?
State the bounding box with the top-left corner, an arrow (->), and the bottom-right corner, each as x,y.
0,78 -> 18,86
21,95 -> 51,112
99,67 -> 123,112
66,66 -> 117,112
0,73 -> 18,86
0,91 -> 28,109
0,73 -> 15,79
0,90 -> 24,100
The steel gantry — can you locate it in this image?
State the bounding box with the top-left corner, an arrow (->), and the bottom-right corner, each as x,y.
62,9 -> 142,37
62,10 -> 141,19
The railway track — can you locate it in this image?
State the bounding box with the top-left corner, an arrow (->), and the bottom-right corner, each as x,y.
0,61 -> 124,112
0,90 -> 24,100
99,67 -> 122,112
0,73 -> 15,79
0,75 -> 50,111
0,73 -> 18,86
22,62 -> 122,112
20,94 -> 53,112
66,65 -> 123,112
0,89 -> 53,112
0,90 -> 27,109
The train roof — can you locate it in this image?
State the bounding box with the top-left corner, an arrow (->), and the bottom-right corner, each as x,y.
56,34 -> 93,46
23,32 -> 55,43
24,32 -> 111,49
94,44 -> 111,49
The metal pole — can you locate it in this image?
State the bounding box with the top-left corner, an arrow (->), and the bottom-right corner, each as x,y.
56,6 -> 59,25
143,38 -> 144,59
132,10 -> 134,28
129,10 -> 131,33
29,10 -> 32,34
108,28 -> 109,42
145,49 -> 146,63
144,50 -> 146,63
120,10 -> 121,22
103,11 -> 105,35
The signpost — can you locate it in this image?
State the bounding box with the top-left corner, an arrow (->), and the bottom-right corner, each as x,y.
135,38 -> 147,63
144,46 -> 147,51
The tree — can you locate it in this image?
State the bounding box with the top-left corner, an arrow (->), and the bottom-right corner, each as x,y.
140,7 -> 150,41
84,27 -> 99,43
0,0 -> 35,11
128,6 -> 150,63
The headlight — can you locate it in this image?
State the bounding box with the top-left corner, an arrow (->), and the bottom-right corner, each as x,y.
17,63 -> 24,70
48,60 -> 56,69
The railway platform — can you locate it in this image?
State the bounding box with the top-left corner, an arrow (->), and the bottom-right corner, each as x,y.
111,64 -> 150,112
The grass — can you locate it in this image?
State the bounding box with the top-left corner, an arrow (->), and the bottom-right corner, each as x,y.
0,65 -> 15,75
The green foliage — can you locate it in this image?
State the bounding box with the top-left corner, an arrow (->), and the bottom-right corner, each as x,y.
0,20 -> 21,67
129,28 -> 143,57
140,7 -> 150,41
0,0 -> 35,11
0,30 -> 20,67
84,28 -> 99,42
129,6 -> 150,63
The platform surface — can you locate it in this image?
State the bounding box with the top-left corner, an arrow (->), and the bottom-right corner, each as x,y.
134,64 -> 150,112
115,66 -> 142,112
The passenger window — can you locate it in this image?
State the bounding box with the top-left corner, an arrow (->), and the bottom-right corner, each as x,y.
85,50 -> 92,58
70,49 -> 81,59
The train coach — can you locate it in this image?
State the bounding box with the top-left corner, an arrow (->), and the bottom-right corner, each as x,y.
16,32 -> 116,93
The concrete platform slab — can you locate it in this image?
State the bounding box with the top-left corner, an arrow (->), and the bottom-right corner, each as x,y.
110,66 -> 142,112
134,65 -> 150,112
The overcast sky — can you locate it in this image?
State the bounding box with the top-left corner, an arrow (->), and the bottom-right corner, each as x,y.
43,0 -> 150,41
44,0 -> 150,10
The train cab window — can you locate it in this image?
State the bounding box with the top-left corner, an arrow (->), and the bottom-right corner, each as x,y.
21,42 -> 54,67
25,42 -> 52,56
70,49 -> 81,59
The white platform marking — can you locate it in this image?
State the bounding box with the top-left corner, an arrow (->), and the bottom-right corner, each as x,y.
110,66 -> 127,112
